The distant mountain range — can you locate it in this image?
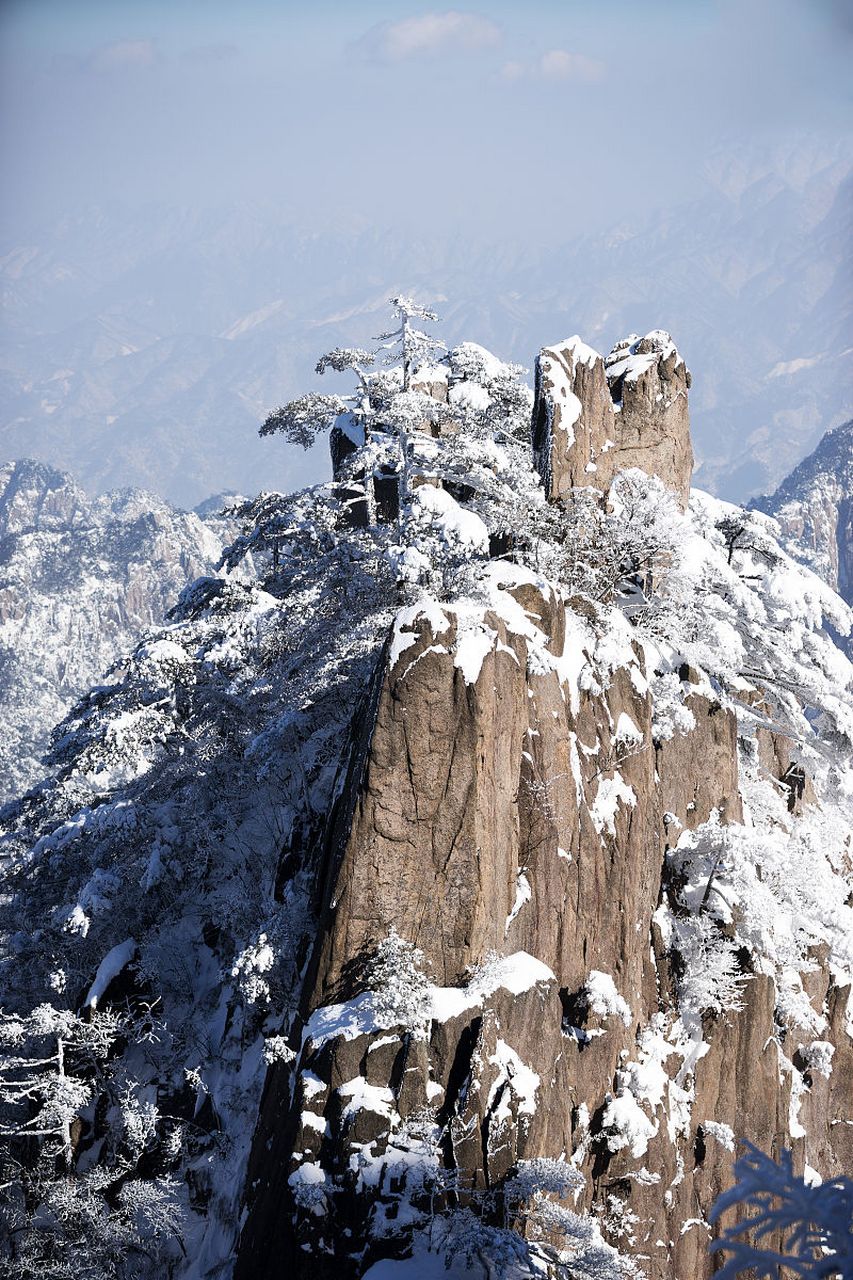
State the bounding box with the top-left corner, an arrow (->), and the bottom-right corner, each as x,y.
754,418 -> 853,605
0,459 -> 239,801
2,138 -> 850,507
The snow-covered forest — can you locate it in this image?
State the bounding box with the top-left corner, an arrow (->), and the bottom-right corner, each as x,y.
1,298 -> 851,1279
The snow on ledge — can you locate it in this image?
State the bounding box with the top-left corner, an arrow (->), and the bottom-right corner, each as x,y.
84,937 -> 137,1009
389,565 -> 553,686
305,951 -> 555,1050
563,334 -> 601,369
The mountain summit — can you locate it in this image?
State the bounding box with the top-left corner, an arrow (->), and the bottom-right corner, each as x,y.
1,310 -> 851,1280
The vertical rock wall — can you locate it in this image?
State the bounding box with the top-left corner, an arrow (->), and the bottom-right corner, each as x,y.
531,337 -> 617,500
234,581 -> 849,1280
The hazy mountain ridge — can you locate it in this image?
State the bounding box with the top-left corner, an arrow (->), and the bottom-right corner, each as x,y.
754,419 -> 853,605
0,459 -> 240,801
2,139 -> 850,507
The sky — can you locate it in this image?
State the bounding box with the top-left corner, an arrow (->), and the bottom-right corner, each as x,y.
2,0 -> 851,243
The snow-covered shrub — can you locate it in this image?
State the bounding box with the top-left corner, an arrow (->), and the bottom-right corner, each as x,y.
670,912 -> 747,1023
667,794 -> 853,1033
363,929 -> 432,1037
503,1156 -> 585,1204
262,1035 -> 296,1066
797,1039 -> 835,1080
441,1208 -> 534,1276
525,470 -> 689,614
120,1088 -> 160,1155
604,469 -> 687,606
1,1166 -> 185,1280
230,932 -> 276,1006
439,1199 -> 642,1280
584,970 -> 633,1025
649,670 -> 696,742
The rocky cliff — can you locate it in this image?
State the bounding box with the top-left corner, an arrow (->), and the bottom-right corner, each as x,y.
236,594 -> 851,1277
0,459 -> 238,801
234,342 -> 851,1279
753,419 -> 853,605
1,329 -> 851,1280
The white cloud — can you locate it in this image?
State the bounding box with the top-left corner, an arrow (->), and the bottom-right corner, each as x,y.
501,60 -> 526,82
88,40 -> 159,73
502,48 -> 605,83
540,48 -> 604,81
360,11 -> 502,62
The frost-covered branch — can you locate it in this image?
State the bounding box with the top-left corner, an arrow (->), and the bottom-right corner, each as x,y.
709,1144 -> 853,1278
259,392 -> 349,447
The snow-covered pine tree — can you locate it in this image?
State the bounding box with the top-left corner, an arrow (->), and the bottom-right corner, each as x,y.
249,297 -> 548,592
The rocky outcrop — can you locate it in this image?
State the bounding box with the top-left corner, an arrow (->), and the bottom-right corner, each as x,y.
753,419 -> 853,604
604,331 -> 693,509
532,330 -> 694,510
532,337 -> 618,500
0,459 -> 238,801
228,340 -> 853,1278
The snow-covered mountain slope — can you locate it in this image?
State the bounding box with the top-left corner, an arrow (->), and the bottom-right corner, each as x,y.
0,459 -> 240,802
1,139 -> 850,507
753,419 -> 853,605
0,320 -> 851,1280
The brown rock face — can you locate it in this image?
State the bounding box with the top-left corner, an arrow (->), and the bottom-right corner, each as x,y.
604,331 -> 694,509
532,338 -> 618,500
234,572 -> 850,1280
531,331 -> 694,511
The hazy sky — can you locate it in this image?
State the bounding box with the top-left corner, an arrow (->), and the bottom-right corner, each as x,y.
2,0 -> 851,242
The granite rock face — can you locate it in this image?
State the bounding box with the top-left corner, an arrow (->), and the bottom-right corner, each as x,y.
532,331 -> 694,510
604,331 -> 694,509
237,594 -> 849,1279
532,337 -> 618,500
753,419 -> 853,605
232,341 -> 850,1279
